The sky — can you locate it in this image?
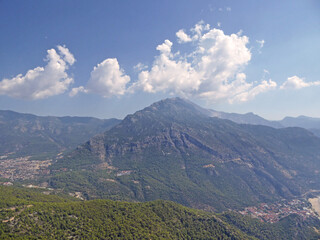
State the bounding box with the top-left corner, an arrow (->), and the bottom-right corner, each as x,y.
0,0 -> 320,120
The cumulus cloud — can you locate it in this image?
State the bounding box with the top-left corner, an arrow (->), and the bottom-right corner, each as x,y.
280,76 -> 320,89
156,39 -> 173,54
130,40 -> 201,95
77,21 -> 275,103
130,21 -> 273,102
176,29 -> 192,43
0,45 -> 75,100
70,58 -> 130,98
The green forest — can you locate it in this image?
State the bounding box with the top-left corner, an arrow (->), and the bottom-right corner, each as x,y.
1,186 -> 319,240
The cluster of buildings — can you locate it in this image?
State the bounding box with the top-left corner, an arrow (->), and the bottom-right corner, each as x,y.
116,170 -> 133,177
239,199 -> 317,223
0,156 -> 51,180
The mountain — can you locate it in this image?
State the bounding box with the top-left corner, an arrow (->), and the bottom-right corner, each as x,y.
280,116 -> 320,137
207,109 -> 282,128
206,110 -> 320,137
0,110 -> 121,158
50,98 -> 320,211
280,115 -> 320,129
1,185 -> 319,240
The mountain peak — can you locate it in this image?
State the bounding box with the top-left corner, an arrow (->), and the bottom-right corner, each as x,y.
134,97 -> 210,120
148,97 -> 187,108
148,97 -> 196,109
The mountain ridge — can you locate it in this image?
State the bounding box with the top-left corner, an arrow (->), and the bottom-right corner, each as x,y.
50,98 -> 320,212
0,110 -> 121,158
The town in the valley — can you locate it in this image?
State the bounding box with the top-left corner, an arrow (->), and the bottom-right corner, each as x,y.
1,154 -> 320,224
239,198 -> 319,223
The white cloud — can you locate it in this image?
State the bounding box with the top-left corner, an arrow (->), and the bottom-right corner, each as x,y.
69,86 -> 88,97
191,21 -> 210,40
70,58 -> 130,98
226,7 -> 231,11
76,21 -> 274,103
156,39 -> 173,54
130,41 -> 201,94
133,63 -> 148,72
57,45 -> 76,65
130,22 -> 274,102
280,76 -> 320,89
217,22 -> 221,27
232,79 -> 277,102
256,39 -> 265,53
176,29 -> 192,43
0,45 -> 75,100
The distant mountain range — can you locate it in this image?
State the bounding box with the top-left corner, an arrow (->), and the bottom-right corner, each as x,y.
1,101 -> 320,160
206,108 -> 320,137
279,116 -> 320,137
48,98 -> 320,212
0,110 -> 120,158
207,109 -> 283,128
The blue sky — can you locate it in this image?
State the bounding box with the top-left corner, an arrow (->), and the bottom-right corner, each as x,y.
0,0 -> 320,120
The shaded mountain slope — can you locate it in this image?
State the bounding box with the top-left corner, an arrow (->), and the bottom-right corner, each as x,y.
208,109 -> 282,128
0,110 -> 120,158
280,115 -> 320,137
52,98 -> 320,211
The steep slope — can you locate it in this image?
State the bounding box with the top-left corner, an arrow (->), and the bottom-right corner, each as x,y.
1,186 -> 319,240
0,110 -> 120,158
51,98 -> 320,211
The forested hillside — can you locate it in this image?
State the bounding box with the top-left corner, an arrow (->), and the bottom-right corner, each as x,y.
1,186 -> 319,240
